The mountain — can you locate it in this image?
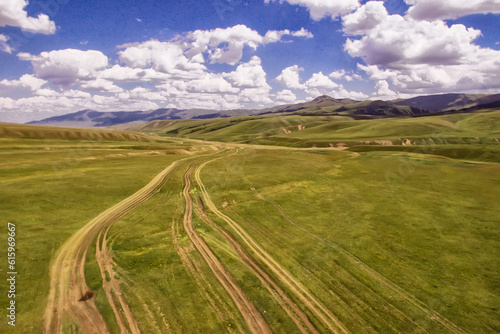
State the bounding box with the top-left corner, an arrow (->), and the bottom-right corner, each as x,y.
27,93 -> 500,128
264,95 -> 358,114
393,93 -> 500,111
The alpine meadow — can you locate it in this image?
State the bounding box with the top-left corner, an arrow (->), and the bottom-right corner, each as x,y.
1,0 -> 499,333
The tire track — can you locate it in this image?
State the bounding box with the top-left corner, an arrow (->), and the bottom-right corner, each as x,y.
43,159 -> 183,334
95,225 -> 140,333
252,188 -> 465,334
194,157 -> 349,334
182,164 -> 272,334
195,198 -> 320,334
171,218 -> 242,333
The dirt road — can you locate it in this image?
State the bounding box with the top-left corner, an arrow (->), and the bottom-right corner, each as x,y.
182,165 -> 272,334
196,198 -> 320,334
194,158 -> 349,334
43,160 -> 181,333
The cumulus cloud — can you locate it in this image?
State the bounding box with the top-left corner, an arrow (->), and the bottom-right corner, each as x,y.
0,34 -> 12,53
291,27 -> 314,38
329,69 -> 362,82
275,65 -> 305,89
99,65 -> 147,82
187,73 -> 239,93
80,78 -> 124,93
118,40 -> 206,79
265,0 -> 360,20
18,49 -> 108,86
186,25 -> 262,65
263,28 -> 314,43
305,72 -> 339,90
330,87 -> 368,100
0,74 -> 46,90
184,25 -> 312,65
225,56 -> 270,89
239,87 -> 273,104
275,89 -> 297,103
0,0 -> 56,34
373,80 -> 398,100
405,0 -> 500,21
344,1 -> 482,67
344,1 -> 500,94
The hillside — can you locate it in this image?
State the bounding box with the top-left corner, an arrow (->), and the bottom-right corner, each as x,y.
0,122 -> 158,142
3,104 -> 500,334
135,109 -> 500,161
394,93 -> 500,111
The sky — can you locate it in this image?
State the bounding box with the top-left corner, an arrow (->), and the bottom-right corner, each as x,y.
0,0 -> 499,123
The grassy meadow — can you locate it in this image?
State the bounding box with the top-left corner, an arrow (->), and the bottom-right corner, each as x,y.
0,109 -> 499,333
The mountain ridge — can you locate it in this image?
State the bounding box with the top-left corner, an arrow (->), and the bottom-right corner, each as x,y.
27,93 -> 500,128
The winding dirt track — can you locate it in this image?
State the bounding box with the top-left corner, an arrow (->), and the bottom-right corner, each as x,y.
43,160 -> 182,334
194,157 -> 349,334
182,165 -> 272,334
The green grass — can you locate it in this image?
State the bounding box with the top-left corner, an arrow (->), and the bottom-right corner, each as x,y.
138,110 -> 500,151
1,114 -> 499,333
0,136 -> 207,333
197,149 -> 500,333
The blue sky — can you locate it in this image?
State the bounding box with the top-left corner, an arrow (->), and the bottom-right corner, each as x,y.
0,0 -> 499,122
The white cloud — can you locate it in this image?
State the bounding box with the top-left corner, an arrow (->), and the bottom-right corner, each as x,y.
80,78 -> 124,93
187,73 -> 239,93
276,89 -> 297,103
405,0 -> 500,21
330,87 -> 368,100
0,34 -> 12,53
264,0 -> 360,20
329,69 -> 362,82
185,25 -> 311,65
329,69 -> 346,80
0,97 -> 15,109
373,80 -> 398,100
63,89 -> 92,99
0,0 -> 56,34
239,87 -> 273,104
173,93 -> 243,110
275,65 -> 305,89
225,56 -> 270,89
344,1 -> 500,94
263,28 -> 314,43
18,49 -> 108,86
291,27 -> 314,38
0,74 -> 46,90
35,88 -> 59,97
187,25 -> 263,65
263,29 -> 291,44
342,1 -> 387,35
305,72 -> 339,90
99,65 -> 146,82
125,87 -> 167,101
344,1 -> 483,67
118,40 -> 206,79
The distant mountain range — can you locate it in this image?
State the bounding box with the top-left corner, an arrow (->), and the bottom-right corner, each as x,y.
28,93 -> 500,128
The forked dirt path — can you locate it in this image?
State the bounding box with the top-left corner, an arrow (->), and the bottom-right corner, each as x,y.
194,157 -> 349,334
43,159 -> 184,334
182,165 -> 272,334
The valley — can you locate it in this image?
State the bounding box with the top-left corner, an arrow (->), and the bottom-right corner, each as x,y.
0,106 -> 499,333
